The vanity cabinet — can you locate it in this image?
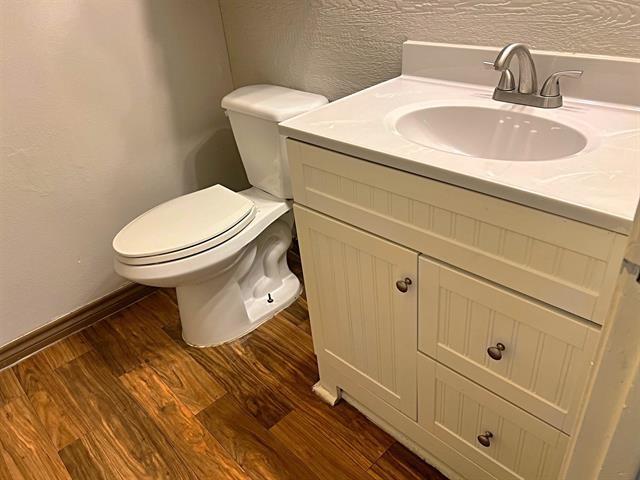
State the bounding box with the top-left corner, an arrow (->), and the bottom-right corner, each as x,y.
289,139 -> 627,480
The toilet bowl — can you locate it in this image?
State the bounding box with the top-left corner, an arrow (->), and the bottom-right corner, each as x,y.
113,85 -> 328,346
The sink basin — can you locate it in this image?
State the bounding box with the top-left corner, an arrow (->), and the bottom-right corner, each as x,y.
393,106 -> 588,161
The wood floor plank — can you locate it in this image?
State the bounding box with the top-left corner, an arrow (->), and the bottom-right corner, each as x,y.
55,351 -> 195,479
0,368 -> 24,406
163,322 -> 294,429
121,365 -> 249,480
197,394 -> 319,480
158,287 -> 178,306
238,315 -> 394,466
0,397 -> 71,480
40,335 -> 92,370
81,318 -> 142,376
136,291 -> 180,328
277,296 -> 312,335
13,354 -> 87,450
108,303 -> 225,414
368,442 -> 447,480
58,438 -> 109,480
271,409 -> 373,480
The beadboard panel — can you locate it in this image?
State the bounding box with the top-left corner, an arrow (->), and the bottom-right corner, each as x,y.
418,355 -> 569,480
294,204 -> 418,418
419,257 -> 600,433
288,140 -> 627,324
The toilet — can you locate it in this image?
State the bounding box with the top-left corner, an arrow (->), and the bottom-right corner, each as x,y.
112,85 -> 328,347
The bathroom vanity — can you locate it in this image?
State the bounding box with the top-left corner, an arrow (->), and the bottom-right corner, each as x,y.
280,42 -> 640,480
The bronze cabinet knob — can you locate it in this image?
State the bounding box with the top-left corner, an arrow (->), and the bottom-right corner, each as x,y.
477,431 -> 494,447
487,342 -> 506,360
395,277 -> 412,293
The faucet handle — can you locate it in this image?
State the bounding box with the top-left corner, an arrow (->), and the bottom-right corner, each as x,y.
541,70 -> 583,97
483,61 -> 515,91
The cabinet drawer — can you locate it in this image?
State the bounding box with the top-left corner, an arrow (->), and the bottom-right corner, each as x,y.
418,257 -> 599,433
418,354 -> 568,480
288,139 -> 627,324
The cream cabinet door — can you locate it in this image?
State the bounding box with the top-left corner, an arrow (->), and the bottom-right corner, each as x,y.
294,205 -> 418,418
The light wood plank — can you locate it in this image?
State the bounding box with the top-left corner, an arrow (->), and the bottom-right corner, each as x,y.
40,335 -> 92,370
55,351 -> 195,479
13,354 -> 88,450
0,368 -> 24,406
0,397 -> 71,480
108,302 -> 225,414
121,366 -> 249,480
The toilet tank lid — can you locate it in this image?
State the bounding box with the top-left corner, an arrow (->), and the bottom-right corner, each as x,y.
221,85 -> 328,122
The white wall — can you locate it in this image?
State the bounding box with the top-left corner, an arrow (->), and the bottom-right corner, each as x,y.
0,0 -> 248,347
219,0 -> 640,100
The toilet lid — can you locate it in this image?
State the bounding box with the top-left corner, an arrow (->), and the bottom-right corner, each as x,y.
113,185 -> 255,260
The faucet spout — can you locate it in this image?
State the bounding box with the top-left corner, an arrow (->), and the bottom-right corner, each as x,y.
492,43 -> 538,94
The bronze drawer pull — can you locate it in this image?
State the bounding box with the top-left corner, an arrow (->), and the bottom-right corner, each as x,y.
487,342 -> 506,360
395,277 -> 412,293
477,431 -> 493,447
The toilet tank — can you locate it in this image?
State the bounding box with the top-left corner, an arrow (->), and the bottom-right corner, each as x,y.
222,85 -> 328,199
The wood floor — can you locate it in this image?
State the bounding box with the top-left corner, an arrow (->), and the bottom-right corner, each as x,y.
0,253 -> 447,480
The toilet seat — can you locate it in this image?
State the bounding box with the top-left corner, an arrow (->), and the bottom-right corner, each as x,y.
113,185 -> 256,266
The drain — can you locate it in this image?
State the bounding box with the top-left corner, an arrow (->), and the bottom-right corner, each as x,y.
267,293 -> 274,303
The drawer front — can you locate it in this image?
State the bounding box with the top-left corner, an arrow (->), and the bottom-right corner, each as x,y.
418,354 -> 569,480
288,139 -> 627,324
294,205 -> 419,418
418,256 -> 599,433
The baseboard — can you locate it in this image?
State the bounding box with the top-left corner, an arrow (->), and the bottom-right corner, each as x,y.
0,283 -> 155,370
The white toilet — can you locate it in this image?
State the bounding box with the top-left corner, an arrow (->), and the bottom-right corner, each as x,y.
113,85 -> 328,347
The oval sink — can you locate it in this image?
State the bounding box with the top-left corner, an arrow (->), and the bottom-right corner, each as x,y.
393,106 -> 587,161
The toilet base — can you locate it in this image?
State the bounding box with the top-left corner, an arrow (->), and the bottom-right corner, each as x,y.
181,276 -> 301,348
176,216 -> 300,347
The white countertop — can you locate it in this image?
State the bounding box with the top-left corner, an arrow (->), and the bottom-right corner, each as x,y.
280,75 -> 640,234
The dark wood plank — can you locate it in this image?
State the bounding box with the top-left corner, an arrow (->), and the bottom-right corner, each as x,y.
121,366 -> 249,480
277,296 -> 312,335
40,335 -> 92,370
239,316 -> 394,466
55,351 -> 195,479
58,438 -> 109,480
198,394 -> 320,480
0,368 -> 24,406
271,409 -> 373,480
108,302 -> 225,414
368,442 -> 447,480
136,291 -> 181,328
13,353 -> 88,450
81,318 -> 142,376
0,397 -> 71,479
164,323 -> 294,429
158,288 -> 179,306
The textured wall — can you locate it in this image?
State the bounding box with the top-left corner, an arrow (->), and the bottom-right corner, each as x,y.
219,0 -> 640,100
0,0 -> 246,347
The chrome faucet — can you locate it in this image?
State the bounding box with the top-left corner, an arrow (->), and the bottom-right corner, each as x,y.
485,43 -> 582,108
